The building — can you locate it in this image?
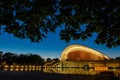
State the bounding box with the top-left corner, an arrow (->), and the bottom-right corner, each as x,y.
53,44 -> 120,75
60,44 -> 110,61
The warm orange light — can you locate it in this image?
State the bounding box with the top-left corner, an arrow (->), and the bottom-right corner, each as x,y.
36,66 -> 39,71
20,68 -> 24,71
21,66 -> 24,68
29,68 -> 32,71
10,68 -> 13,71
29,65 -> 31,67
4,68 -> 8,71
38,66 -> 41,71
10,65 -> 13,68
95,67 -> 108,71
25,68 -> 27,71
4,65 -> 8,68
60,44 -> 110,61
32,68 -> 35,71
15,68 -> 19,71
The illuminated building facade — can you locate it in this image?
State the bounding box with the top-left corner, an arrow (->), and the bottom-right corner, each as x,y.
54,44 -> 120,75
60,44 -> 110,61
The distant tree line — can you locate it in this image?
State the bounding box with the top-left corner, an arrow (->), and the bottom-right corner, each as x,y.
115,57 -> 120,60
0,51 -> 59,66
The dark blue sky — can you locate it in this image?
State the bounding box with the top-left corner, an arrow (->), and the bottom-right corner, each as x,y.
0,29 -> 120,59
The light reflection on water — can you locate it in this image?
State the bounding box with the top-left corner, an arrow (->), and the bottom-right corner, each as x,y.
43,67 -> 98,75
43,67 -> 120,76
1,65 -> 120,76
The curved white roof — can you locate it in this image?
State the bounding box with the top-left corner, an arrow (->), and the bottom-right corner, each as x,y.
60,44 -> 110,61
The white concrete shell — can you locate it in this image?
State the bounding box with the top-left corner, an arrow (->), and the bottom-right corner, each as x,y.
60,44 -> 110,61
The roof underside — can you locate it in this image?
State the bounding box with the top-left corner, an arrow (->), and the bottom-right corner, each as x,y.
60,44 -> 110,61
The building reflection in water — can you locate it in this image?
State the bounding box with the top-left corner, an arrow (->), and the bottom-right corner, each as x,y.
43,61 -> 120,77
43,67 -> 96,75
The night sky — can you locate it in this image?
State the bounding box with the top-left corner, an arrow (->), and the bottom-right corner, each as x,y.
0,28 -> 120,59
